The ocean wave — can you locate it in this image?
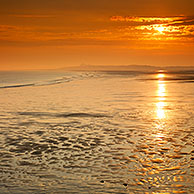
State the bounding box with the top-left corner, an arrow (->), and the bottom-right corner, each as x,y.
18,111 -> 108,118
0,83 -> 35,89
0,77 -> 70,89
142,75 -> 194,82
0,72 -> 99,89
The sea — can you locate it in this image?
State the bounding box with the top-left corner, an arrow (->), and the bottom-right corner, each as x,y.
0,69 -> 194,194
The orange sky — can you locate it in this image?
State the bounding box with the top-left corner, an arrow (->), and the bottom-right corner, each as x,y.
0,0 -> 194,70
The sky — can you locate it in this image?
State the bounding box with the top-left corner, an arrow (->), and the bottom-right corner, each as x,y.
0,0 -> 194,70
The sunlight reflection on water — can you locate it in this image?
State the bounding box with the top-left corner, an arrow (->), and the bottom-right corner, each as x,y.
156,74 -> 167,119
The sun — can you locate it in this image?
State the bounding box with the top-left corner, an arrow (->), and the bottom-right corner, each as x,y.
157,73 -> 165,79
156,26 -> 165,33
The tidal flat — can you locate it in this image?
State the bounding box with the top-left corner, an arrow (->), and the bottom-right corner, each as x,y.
0,71 -> 194,194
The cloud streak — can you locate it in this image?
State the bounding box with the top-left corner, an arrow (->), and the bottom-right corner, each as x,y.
0,15 -> 194,50
9,14 -> 55,18
110,15 -> 194,42
110,15 -> 194,25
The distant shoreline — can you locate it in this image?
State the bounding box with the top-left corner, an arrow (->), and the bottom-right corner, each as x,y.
1,65 -> 194,72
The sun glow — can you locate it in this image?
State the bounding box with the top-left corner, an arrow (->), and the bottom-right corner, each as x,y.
157,26 -> 165,33
152,25 -> 165,34
157,73 -> 165,79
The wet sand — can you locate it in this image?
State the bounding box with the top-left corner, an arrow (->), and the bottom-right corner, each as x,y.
0,71 -> 194,193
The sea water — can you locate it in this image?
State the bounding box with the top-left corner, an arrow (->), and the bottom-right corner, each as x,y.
0,70 -> 194,194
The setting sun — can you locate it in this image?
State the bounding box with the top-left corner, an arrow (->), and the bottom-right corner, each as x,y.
156,26 -> 165,33
157,73 -> 165,79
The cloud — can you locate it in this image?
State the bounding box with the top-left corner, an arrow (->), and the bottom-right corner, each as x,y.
0,15 -> 193,49
110,15 -> 194,41
0,24 -> 121,47
9,14 -> 55,18
110,16 -> 182,25
0,25 -> 19,31
110,15 -> 194,26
